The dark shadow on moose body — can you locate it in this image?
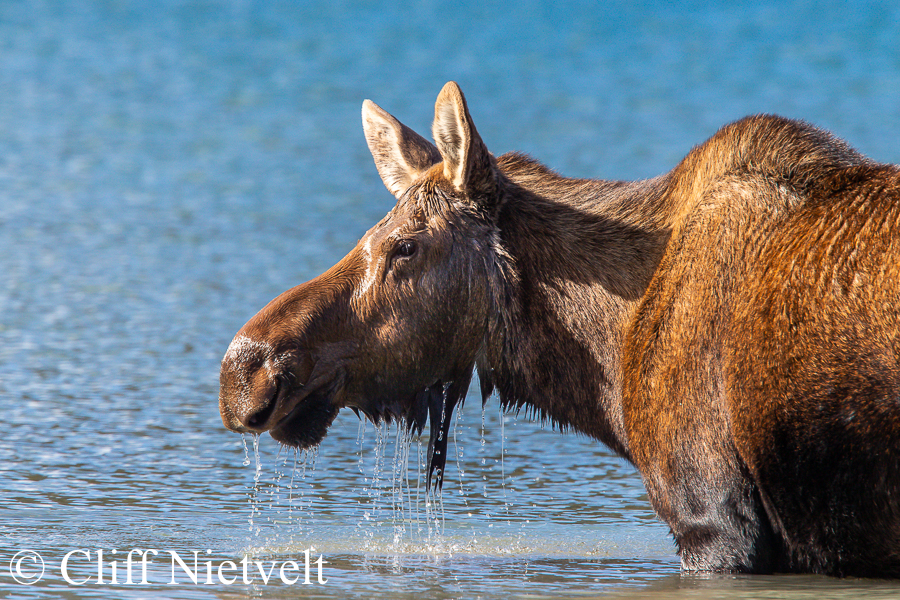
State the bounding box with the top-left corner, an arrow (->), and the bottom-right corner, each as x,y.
219,82 -> 900,577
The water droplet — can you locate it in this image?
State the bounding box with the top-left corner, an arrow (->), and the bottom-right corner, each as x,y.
241,433 -> 251,466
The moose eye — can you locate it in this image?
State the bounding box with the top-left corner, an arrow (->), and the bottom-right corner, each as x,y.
395,240 -> 417,259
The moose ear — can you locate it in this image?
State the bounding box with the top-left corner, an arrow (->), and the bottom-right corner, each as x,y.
432,82 -> 496,197
362,99 -> 441,199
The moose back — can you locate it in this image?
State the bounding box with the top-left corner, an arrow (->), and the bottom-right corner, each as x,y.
218,82 -> 900,576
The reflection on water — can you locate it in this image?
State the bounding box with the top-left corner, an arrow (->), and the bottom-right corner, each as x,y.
2,0 -> 900,598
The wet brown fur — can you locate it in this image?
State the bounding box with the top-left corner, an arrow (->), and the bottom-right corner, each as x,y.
219,82 -> 900,576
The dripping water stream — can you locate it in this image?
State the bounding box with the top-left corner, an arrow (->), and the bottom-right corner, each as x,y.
233,399 -> 666,565
237,402 -> 519,559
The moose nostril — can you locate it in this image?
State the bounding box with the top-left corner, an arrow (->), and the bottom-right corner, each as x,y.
246,400 -> 276,429
243,376 -> 283,429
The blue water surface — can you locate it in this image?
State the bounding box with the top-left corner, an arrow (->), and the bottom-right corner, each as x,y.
1,1 -> 899,598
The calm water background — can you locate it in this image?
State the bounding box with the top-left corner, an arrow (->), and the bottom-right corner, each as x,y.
2,1 -> 899,598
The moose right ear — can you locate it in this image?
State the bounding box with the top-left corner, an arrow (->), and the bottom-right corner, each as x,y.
362,100 -> 441,199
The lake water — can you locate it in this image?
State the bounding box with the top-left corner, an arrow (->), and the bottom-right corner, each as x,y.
2,1 -> 899,598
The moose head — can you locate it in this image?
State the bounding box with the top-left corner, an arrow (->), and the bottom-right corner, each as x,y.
218,82 -> 511,488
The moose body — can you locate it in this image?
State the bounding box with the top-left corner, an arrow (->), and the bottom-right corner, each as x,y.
219,82 -> 900,576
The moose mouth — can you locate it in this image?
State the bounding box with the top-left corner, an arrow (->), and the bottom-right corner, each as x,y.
263,374 -> 474,491
268,383 -> 340,449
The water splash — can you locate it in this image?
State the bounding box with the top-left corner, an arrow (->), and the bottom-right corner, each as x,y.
247,433 -> 263,536
481,405 -> 490,498
368,421 -> 389,528
348,417 -> 460,553
238,402 -> 537,559
241,432 -> 251,467
389,420 -> 413,547
500,409 -> 511,523
240,431 -> 322,559
454,402 -> 470,507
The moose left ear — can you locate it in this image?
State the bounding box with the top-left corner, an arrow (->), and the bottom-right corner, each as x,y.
363,99 -> 442,199
432,82 -> 497,200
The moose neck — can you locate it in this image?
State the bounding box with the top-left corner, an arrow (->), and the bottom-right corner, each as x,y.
483,154 -> 676,462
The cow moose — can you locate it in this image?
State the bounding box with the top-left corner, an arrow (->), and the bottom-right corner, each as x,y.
219,82 -> 900,576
